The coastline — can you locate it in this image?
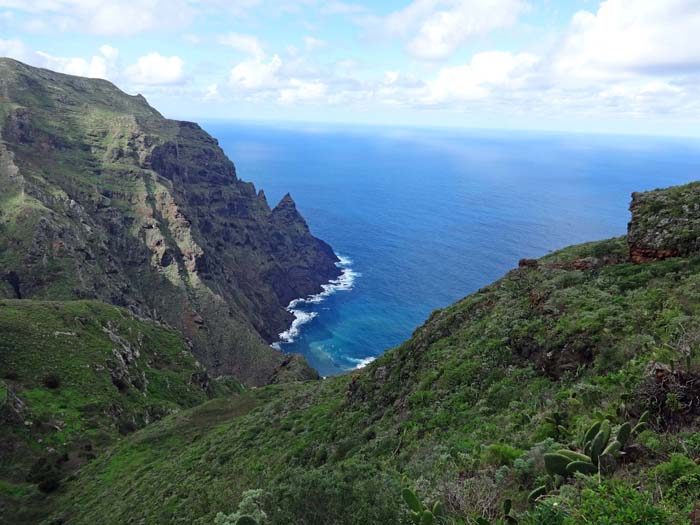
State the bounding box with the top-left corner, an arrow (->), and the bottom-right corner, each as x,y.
271,254 -> 357,352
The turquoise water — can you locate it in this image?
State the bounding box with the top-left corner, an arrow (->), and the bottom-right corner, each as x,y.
203,121 -> 700,377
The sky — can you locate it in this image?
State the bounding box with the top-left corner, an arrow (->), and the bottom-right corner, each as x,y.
1,0 -> 700,136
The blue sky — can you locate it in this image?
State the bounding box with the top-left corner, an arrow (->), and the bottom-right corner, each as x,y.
1,0 -> 700,136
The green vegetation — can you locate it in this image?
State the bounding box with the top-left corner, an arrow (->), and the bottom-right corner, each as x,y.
2,58 -> 700,524
0,299 -> 224,522
214,489 -> 268,525
402,483 -> 442,524
542,411 -> 647,480
28,227 -> 700,525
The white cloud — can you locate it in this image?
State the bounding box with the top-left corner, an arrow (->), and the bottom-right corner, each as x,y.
218,32 -> 265,58
597,80 -> 687,115
124,52 -> 185,85
0,38 -> 30,62
197,0 -> 262,15
27,45 -> 117,79
384,71 -> 399,85
377,0 -> 528,60
5,0 -> 695,124
554,0 -> 700,81
99,44 -> 118,61
425,51 -> 540,103
224,53 -> 329,105
411,0 -> 700,116
278,79 -> 327,104
204,83 -> 220,101
36,52 -> 106,78
0,9 -> 13,27
304,36 -> 326,51
0,39 -> 121,80
0,0 -> 192,36
229,54 -> 282,89
320,1 -> 366,15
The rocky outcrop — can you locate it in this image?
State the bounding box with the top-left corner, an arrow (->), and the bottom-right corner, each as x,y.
0,58 -> 339,385
268,353 -> 321,383
628,182 -> 700,262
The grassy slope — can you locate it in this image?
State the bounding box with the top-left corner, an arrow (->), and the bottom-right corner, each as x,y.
44,236 -> 700,524
0,300 -> 226,524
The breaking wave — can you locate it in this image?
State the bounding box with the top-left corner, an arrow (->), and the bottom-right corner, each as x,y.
271,254 -> 357,350
347,356 -> 376,369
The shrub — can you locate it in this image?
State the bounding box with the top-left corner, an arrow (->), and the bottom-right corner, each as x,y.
26,454 -> 65,493
591,239 -> 626,260
636,429 -> 662,452
43,374 -> 61,389
566,483 -> 672,525
653,454 -> 699,485
513,457 -> 536,487
495,465 -> 510,483
37,475 -> 61,493
483,444 -> 523,466
214,489 -> 267,525
265,463 -> 401,524
681,431 -> 700,457
522,500 -> 569,525
666,472 -> 700,511
439,470 -> 504,520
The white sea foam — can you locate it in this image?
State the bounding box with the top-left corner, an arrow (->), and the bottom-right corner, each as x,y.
271,310 -> 318,350
271,254 -> 358,348
349,356 -> 376,369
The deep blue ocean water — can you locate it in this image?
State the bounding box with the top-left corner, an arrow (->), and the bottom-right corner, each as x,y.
203,121 -> 700,377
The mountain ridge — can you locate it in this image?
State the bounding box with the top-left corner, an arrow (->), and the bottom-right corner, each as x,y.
0,57 -> 339,385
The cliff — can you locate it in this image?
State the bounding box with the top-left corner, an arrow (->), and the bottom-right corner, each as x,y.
628,182 -> 700,262
0,58 -> 338,385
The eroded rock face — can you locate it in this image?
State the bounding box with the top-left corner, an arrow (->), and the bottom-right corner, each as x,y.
628,182 -> 700,262
0,58 -> 338,385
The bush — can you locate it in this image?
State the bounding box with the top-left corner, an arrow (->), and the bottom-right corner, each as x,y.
439,470 -> 504,521
667,472 -> 700,511
483,444 -> 523,466
566,483 -> 673,525
653,454 -> 699,485
214,489 -> 267,525
513,457 -> 536,487
264,463 -> 402,524
522,500 -> 569,525
636,430 -> 662,452
681,431 -> 700,457
26,454 -> 65,493
43,374 -> 61,389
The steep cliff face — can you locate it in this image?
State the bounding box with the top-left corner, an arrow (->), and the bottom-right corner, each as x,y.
0,58 -> 339,384
628,182 -> 700,262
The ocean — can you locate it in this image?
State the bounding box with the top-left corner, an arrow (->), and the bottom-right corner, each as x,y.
203,121 -> 700,377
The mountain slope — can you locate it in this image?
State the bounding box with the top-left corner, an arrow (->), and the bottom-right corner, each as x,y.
0,299 -> 228,523
0,58 -> 338,385
42,183 -> 700,524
